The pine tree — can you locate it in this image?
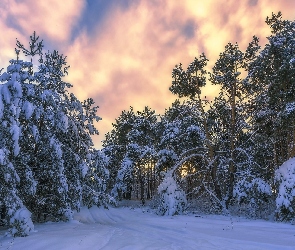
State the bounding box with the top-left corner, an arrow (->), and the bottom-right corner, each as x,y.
275,157 -> 295,221
248,12 -> 295,168
209,42 -> 252,207
157,100 -> 206,200
83,149 -> 113,208
109,107 -> 158,203
0,32 -> 107,236
0,55 -> 35,236
169,54 -> 226,210
103,107 -> 136,196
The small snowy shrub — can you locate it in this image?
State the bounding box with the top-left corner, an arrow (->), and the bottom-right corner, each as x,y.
275,157 -> 295,221
8,208 -> 34,237
157,175 -> 187,216
233,177 -> 272,218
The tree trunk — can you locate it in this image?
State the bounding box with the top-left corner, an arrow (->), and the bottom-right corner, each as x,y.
227,73 -> 237,208
196,93 -> 222,201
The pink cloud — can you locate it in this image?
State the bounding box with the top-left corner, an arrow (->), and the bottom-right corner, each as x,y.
1,0 -> 295,148
3,0 -> 85,42
0,0 -> 85,73
68,0 -> 295,147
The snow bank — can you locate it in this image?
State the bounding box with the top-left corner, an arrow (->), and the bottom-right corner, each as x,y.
275,157 -> 295,220
73,206 -> 116,225
8,207 -> 34,237
157,175 -> 187,216
234,177 -> 272,205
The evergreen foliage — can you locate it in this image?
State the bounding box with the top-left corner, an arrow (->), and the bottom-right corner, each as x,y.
106,107 -> 158,203
157,174 -> 187,216
105,12 -> 295,222
0,33 -> 109,236
275,157 -> 295,221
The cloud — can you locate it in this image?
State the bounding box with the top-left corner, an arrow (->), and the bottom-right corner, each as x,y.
248,0 -> 258,7
71,0 -> 143,42
62,0 -> 295,147
0,0 -> 85,64
182,19 -> 197,40
5,0 -> 85,41
1,0 -> 295,148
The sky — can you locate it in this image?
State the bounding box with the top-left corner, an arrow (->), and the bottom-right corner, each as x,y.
0,0 -> 295,148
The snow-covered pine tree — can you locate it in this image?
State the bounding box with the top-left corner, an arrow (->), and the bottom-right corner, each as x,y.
112,144 -> 138,200
248,12 -> 295,168
275,157 -> 295,221
169,54 -> 225,211
83,149 -> 114,208
103,107 -> 136,194
0,57 -> 36,236
0,32 -> 107,236
127,107 -> 158,202
233,176 -> 272,218
158,100 -> 205,156
23,38 -> 102,221
157,100 -> 206,200
244,14 -> 295,219
209,41 -> 257,208
157,173 -> 187,216
110,107 -> 158,203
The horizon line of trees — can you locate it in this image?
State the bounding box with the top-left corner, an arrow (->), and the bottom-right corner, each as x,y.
103,12 -> 295,220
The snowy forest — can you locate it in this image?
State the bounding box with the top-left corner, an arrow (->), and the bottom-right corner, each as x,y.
1,12 -> 295,237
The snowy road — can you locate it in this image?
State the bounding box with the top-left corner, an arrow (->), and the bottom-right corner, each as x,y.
1,206 -> 295,249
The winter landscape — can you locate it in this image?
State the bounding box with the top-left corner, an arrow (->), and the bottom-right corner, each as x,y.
1,1 -> 295,250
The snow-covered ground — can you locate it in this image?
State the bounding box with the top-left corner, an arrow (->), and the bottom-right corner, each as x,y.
0,205 -> 294,250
